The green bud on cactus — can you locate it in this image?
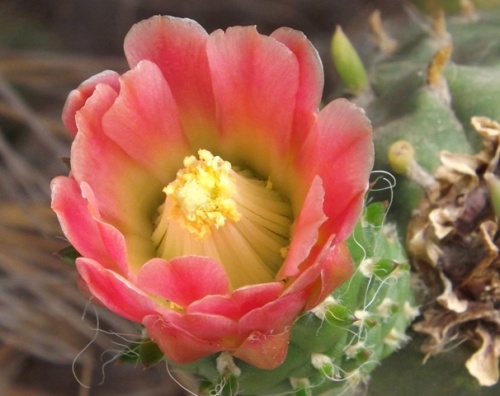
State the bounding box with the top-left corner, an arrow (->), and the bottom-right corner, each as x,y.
331,26 -> 368,93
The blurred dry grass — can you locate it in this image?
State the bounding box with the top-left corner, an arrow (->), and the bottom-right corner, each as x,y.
0,1 -> 403,395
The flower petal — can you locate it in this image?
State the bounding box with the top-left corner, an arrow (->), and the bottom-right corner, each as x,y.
303,241 -> 354,311
233,328 -> 292,370
52,176 -> 146,276
62,70 -> 120,135
70,83 -> 162,235
206,26 -> 299,177
238,291 -> 306,335
297,98 -> 373,242
231,283 -> 285,316
152,309 -> 239,345
137,257 -> 230,307
143,314 -> 224,364
277,176 -> 327,279
187,282 -> 284,320
77,258 -> 157,322
102,60 -> 191,184
51,176 -> 118,271
77,182 -> 129,274
282,238 -> 353,311
186,295 -> 239,320
271,27 -> 323,151
124,16 -> 218,150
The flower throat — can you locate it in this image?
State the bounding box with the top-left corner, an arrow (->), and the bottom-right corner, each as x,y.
152,149 -> 293,288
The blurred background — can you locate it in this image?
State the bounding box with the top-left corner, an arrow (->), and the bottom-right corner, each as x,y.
0,1 -> 405,395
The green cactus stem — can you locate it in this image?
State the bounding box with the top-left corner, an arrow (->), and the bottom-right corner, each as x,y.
364,7 -> 500,228
337,4 -> 500,390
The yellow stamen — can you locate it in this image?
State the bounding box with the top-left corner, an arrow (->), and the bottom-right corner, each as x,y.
151,149 -> 293,289
163,149 -> 240,239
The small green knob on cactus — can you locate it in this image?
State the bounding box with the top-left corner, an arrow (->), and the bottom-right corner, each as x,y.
387,140 -> 435,189
387,140 -> 415,176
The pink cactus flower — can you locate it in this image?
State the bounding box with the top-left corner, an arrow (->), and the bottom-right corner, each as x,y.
51,16 -> 373,370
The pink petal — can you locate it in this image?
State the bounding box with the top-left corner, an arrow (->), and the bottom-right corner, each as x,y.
326,189 -> 369,245
62,70 -> 120,135
206,26 -> 299,176
281,236 -> 333,297
238,291 -> 306,335
303,241 -> 354,311
77,258 -> 157,323
277,176 -> 327,279
124,16 -> 218,150
102,60 -> 191,184
51,176 -> 119,272
271,27 -> 323,151
52,177 -> 138,276
233,328 -> 292,369
137,257 -> 230,307
188,282 -> 284,320
78,182 -> 130,275
70,83 -> 162,236
282,238 -> 353,311
153,309 -> 239,345
297,98 -> 373,242
231,283 -> 285,315
144,314 -> 223,364
187,295 -> 240,319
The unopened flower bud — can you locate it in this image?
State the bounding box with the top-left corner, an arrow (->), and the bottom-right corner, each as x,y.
331,26 -> 368,93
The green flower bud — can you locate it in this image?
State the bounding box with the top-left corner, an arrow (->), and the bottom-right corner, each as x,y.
331,26 -> 368,93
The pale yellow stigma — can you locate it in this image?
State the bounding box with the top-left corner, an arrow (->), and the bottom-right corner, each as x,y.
164,150 -> 240,239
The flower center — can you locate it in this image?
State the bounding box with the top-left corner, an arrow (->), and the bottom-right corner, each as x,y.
152,149 -> 293,289
163,149 -> 240,240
